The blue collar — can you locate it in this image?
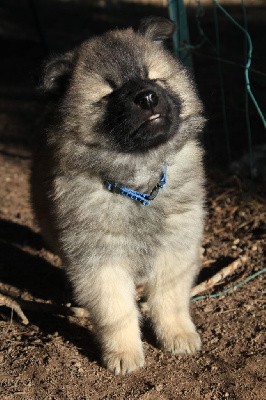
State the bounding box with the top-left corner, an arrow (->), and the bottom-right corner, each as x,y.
104,164 -> 167,206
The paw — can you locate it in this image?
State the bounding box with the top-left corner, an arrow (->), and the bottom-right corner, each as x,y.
161,331 -> 201,355
102,348 -> 145,375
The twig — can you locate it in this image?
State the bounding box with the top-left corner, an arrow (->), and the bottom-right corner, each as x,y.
212,188 -> 235,203
11,299 -> 90,318
202,259 -> 216,266
0,256 -> 249,322
0,293 -> 29,325
191,255 -> 248,297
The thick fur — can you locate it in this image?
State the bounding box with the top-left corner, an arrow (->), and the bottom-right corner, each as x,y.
31,17 -> 205,375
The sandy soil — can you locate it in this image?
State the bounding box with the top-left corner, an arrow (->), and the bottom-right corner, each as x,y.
0,146 -> 265,399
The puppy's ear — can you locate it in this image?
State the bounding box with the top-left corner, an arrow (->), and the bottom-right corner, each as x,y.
138,16 -> 176,43
41,51 -> 76,95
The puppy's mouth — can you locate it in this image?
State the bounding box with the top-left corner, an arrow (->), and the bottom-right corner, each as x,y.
134,113 -> 167,134
147,113 -> 161,122
126,112 -> 171,151
137,113 -> 166,130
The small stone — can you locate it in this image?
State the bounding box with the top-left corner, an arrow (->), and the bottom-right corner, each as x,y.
155,384 -> 163,392
75,362 -> 82,368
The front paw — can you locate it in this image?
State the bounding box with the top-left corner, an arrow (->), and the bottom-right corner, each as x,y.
102,347 -> 145,375
161,330 -> 201,355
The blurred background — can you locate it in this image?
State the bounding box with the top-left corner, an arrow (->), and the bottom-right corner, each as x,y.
0,0 -> 265,178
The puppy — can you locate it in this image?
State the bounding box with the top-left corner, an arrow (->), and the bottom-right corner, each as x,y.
31,17 -> 205,375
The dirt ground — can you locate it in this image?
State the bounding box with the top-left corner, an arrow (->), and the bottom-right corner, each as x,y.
0,1 -> 265,399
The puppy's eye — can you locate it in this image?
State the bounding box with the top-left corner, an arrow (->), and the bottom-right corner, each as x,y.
106,78 -> 117,90
154,78 -> 168,88
150,78 -> 167,85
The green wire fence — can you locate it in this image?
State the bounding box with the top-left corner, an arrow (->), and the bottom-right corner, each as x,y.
192,268 -> 266,302
168,0 -> 266,177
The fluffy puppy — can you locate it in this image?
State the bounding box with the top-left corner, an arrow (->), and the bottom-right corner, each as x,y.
31,17 -> 206,375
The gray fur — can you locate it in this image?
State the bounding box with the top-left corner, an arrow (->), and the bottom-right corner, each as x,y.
31,18 -> 206,375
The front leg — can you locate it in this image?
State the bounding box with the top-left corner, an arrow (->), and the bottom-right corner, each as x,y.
72,263 -> 144,375
147,249 -> 201,354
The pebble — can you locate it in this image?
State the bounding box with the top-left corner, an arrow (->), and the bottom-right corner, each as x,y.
155,384 -> 163,392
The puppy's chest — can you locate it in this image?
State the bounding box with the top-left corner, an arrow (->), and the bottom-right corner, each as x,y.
55,173 -> 190,279
55,173 -> 180,243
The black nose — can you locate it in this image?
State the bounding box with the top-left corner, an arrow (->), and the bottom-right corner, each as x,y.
134,90 -> 159,110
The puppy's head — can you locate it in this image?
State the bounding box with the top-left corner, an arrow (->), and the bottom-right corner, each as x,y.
43,17 -> 203,153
